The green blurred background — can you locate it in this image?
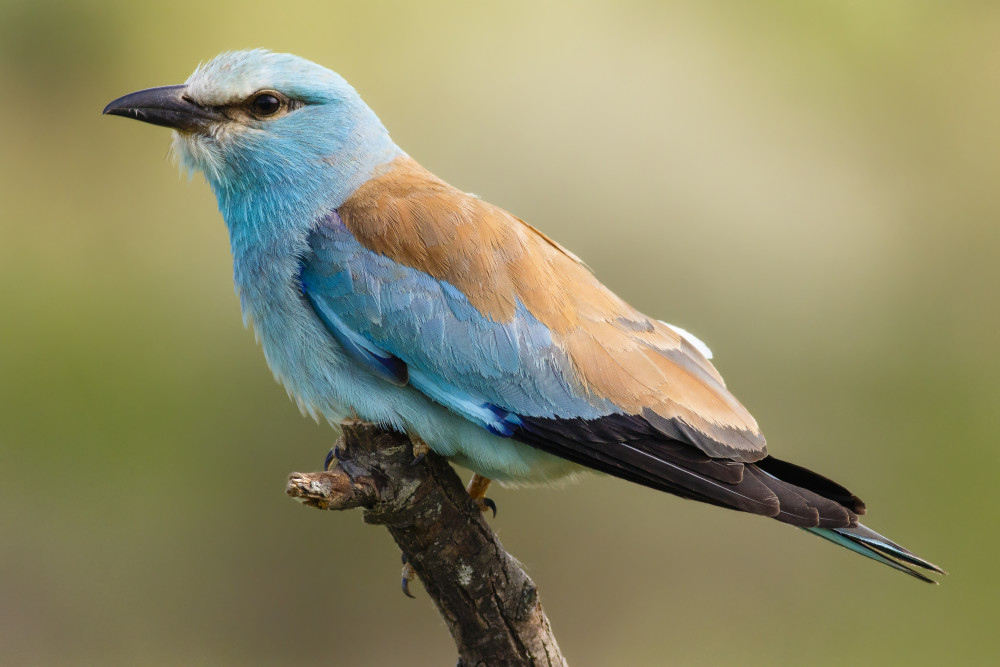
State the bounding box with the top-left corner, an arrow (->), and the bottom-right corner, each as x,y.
2,1 -> 998,664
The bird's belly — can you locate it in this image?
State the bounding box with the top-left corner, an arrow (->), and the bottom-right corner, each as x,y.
241,274 -> 577,485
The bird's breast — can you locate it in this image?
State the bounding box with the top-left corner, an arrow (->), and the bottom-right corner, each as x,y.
228,220 -> 357,420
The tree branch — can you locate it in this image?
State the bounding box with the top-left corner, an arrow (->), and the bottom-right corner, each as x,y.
286,420 -> 567,666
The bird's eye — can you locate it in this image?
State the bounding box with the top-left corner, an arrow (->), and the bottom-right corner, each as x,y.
250,92 -> 282,117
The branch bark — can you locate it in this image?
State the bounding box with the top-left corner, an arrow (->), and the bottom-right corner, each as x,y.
286,420 -> 566,666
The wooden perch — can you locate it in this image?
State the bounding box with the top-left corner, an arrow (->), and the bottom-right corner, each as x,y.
286,421 -> 567,667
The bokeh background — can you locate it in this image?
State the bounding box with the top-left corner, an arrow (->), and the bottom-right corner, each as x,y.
2,1 -> 998,664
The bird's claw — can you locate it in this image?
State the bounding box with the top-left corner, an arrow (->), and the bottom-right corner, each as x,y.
465,474 -> 495,517
401,562 -> 416,598
477,496 -> 497,518
323,445 -> 347,470
410,436 -> 431,467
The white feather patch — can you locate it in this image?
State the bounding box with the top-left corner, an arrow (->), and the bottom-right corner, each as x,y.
661,322 -> 714,359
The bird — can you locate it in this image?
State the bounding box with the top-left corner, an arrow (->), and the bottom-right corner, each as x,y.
104,49 -> 943,583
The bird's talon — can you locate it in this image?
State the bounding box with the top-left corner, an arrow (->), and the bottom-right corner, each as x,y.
401,576 -> 415,598
323,448 -> 335,471
401,563 -> 416,598
479,497 -> 497,518
410,435 -> 431,466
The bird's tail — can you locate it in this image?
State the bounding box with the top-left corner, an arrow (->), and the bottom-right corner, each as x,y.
804,523 -> 945,583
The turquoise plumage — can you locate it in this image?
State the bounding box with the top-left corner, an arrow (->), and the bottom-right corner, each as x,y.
104,50 -> 943,582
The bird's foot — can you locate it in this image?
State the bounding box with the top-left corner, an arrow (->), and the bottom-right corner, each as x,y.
467,474 -> 496,518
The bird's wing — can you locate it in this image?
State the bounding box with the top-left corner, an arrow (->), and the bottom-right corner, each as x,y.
302,157 -> 766,462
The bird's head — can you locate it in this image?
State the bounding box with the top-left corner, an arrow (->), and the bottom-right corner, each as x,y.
105,50 -> 402,215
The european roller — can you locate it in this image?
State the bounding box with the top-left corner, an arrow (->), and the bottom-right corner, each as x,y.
104,50 -> 942,582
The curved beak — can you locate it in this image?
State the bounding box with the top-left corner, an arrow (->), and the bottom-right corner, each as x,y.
103,85 -> 223,132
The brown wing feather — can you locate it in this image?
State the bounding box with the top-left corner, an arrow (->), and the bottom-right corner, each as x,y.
339,157 -> 766,461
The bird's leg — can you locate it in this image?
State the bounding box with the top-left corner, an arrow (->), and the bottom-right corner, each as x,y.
467,474 -> 496,517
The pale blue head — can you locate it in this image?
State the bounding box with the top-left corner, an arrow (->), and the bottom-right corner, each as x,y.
105,50 -> 404,231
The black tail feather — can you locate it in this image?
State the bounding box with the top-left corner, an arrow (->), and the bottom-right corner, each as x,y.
513,416 -> 944,581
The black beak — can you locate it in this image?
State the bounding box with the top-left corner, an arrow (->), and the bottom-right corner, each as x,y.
103,85 -> 223,132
